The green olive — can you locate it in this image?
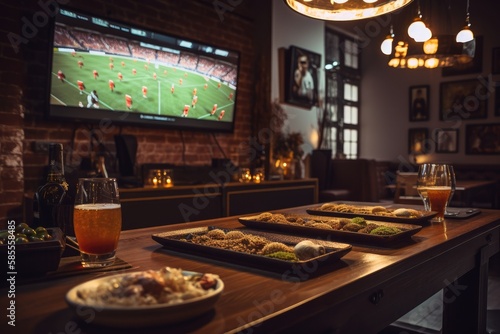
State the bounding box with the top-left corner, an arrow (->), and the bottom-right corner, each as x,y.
15,223 -> 29,233
35,226 -> 48,234
22,227 -> 37,237
28,235 -> 44,242
0,230 -> 9,241
15,236 -> 29,244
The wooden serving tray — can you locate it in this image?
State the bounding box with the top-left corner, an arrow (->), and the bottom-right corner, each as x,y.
152,226 -> 352,277
238,213 -> 422,244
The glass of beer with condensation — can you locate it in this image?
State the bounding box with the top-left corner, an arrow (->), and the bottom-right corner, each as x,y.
73,178 -> 122,267
426,164 -> 454,222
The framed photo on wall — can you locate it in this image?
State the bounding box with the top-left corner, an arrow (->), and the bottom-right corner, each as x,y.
408,128 -> 429,154
435,128 -> 459,153
283,45 -> 321,108
465,123 -> 500,155
439,79 -> 488,121
409,85 -> 429,121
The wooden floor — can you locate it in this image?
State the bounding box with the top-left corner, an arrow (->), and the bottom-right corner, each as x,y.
379,254 -> 500,334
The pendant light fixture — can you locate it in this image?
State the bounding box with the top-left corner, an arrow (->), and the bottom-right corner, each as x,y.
456,0 -> 474,43
381,0 -> 475,69
284,0 -> 414,21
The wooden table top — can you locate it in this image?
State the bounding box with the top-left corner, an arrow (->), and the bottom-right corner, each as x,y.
2,203 -> 499,334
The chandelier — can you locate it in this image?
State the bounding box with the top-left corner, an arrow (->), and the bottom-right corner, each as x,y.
380,0 -> 475,69
284,0 -> 414,21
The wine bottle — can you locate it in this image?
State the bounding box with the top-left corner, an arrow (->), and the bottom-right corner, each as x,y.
33,143 -> 70,231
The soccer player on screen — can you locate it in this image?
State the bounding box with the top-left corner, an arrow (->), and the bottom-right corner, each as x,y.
132,69 -> 137,76
153,72 -> 157,80
142,86 -> 148,98
193,88 -> 197,96
93,70 -> 99,80
118,72 -> 123,81
204,83 -> 208,90
78,60 -> 84,69
87,90 -> 99,108
57,70 -> 65,83
211,104 -> 217,116
77,80 -> 85,94
125,94 -> 133,110
121,61 -> 125,67
109,62 -> 114,70
229,92 -> 233,100
192,95 -> 198,108
179,78 -> 183,85
171,83 -> 175,94
218,110 -> 225,121
109,79 -> 115,92
182,105 -> 189,117
217,82 -> 221,89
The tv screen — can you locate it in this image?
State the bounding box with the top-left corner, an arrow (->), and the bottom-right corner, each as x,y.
47,7 -> 239,132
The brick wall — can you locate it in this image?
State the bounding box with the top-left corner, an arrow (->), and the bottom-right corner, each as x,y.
0,0 -> 270,228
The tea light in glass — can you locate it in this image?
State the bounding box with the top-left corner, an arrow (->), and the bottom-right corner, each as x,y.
253,168 -> 264,183
239,168 -> 252,183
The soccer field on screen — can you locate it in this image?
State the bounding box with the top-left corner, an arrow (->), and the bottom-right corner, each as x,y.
50,51 -> 235,122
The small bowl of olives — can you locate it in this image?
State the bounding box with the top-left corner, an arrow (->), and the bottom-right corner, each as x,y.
0,223 -> 65,276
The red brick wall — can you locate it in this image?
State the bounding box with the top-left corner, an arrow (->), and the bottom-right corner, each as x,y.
0,0 -> 269,228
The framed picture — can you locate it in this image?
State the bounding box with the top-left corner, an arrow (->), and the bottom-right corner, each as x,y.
409,85 -> 429,121
492,47 -> 500,74
439,79 -> 488,121
408,128 -> 429,154
442,36 -> 483,76
284,46 -> 321,108
465,123 -> 500,155
435,128 -> 459,153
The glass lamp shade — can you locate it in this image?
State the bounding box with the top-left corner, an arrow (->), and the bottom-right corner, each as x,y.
456,27 -> 474,43
407,19 -> 426,39
380,36 -> 393,55
424,58 -> 439,68
423,37 -> 438,54
413,27 -> 432,42
284,0 -> 414,21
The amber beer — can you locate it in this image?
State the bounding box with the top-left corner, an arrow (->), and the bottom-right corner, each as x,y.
73,203 -> 122,254
427,186 -> 451,221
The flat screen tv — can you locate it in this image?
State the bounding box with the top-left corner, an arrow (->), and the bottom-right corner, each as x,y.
47,7 -> 240,132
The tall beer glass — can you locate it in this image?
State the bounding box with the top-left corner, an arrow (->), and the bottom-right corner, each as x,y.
426,164 -> 454,222
73,178 -> 122,267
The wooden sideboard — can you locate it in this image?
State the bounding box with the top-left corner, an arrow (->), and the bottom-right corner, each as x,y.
119,178 -> 318,229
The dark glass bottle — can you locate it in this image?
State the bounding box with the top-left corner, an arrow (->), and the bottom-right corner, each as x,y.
33,143 -> 70,232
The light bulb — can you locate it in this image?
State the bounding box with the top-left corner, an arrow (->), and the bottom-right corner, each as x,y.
456,27 -> 474,43
408,19 -> 425,39
380,36 -> 393,55
414,27 -> 432,42
423,37 -> 438,54
424,58 -> 439,68
407,58 -> 419,69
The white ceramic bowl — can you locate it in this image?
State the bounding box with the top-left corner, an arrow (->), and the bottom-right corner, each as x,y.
65,270 -> 224,328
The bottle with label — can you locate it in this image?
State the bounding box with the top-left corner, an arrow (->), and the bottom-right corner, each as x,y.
33,143 -> 71,232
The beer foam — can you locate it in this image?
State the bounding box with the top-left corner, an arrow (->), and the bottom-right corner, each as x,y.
75,203 -> 121,210
427,186 -> 451,190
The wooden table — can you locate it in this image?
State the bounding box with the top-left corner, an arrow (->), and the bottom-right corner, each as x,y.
2,204 -> 499,334
453,179 -> 498,208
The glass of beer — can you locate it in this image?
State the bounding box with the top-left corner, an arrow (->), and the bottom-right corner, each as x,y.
426,164 -> 454,222
417,163 -> 432,211
73,178 -> 122,267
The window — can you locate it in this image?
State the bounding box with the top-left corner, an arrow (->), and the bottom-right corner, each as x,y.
323,28 -> 361,159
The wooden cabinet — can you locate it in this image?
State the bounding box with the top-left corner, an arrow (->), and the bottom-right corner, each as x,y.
222,179 -> 318,216
119,179 -> 318,229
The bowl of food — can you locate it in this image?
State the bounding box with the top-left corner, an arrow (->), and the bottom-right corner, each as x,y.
65,267 -> 223,328
0,223 -> 65,276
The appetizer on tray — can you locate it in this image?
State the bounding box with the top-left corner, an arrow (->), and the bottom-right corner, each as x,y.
238,212 -> 422,244
306,202 -> 436,224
